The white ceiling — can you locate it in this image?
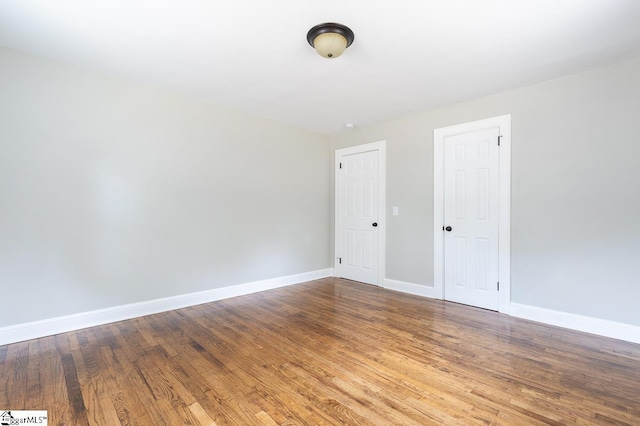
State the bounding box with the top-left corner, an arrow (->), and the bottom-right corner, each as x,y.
1,1 -> 640,135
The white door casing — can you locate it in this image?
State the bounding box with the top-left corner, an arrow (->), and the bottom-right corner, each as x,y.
434,115 -> 511,313
335,141 -> 386,286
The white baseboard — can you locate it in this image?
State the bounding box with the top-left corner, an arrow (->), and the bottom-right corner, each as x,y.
382,280 -> 640,345
510,303 -> 640,344
0,268 -> 332,346
383,278 -> 438,299
7,271 -> 637,346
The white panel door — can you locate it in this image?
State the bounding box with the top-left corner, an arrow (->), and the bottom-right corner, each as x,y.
444,127 -> 500,310
338,150 -> 379,285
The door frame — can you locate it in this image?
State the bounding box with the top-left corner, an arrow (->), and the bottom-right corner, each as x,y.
433,115 -> 511,313
335,140 -> 387,286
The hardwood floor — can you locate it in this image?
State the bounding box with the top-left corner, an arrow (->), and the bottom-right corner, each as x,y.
1,278 -> 640,425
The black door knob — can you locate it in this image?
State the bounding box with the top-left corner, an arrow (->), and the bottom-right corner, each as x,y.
445,226 -> 452,232
372,222 -> 378,227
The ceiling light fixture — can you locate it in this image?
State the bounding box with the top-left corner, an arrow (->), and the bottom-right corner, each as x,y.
307,23 -> 354,59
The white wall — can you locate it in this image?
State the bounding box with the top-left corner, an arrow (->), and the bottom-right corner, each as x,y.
0,47 -> 331,327
331,57 -> 640,326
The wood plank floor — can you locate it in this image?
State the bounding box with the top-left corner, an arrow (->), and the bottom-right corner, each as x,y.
2,278 -> 640,425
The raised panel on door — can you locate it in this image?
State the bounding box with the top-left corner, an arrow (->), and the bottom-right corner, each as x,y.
345,229 -> 357,267
453,237 -> 466,288
444,128 -> 500,310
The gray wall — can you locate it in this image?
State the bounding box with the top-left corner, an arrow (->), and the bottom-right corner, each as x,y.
0,47 -> 331,327
3,44 -> 639,329
331,57 -> 640,326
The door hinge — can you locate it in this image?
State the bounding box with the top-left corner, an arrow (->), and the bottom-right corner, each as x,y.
338,257 -> 342,264
339,162 -> 342,169
498,135 -> 502,146
497,281 -> 500,291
